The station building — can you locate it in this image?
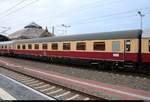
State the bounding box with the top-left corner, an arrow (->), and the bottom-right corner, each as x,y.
9,22 -> 54,40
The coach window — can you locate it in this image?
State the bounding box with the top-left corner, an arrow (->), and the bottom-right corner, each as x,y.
149,40 -> 150,52
112,41 -> 120,52
52,43 -> 58,50
34,44 -> 39,50
94,42 -> 105,51
17,45 -> 20,49
42,44 -> 48,50
77,42 -> 86,50
22,45 -> 26,50
28,44 -> 32,49
126,40 -> 131,52
63,43 -> 70,50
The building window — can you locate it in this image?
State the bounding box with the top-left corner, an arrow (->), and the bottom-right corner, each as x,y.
77,42 -> 86,50
126,40 -> 131,52
63,43 -> 70,50
42,44 -> 48,50
149,40 -> 150,52
112,41 -> 120,52
52,43 -> 58,50
17,45 -> 20,49
28,44 -> 32,49
94,42 -> 105,51
22,45 -> 26,49
34,44 -> 39,50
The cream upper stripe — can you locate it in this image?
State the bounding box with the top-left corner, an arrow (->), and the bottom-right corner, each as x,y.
0,88 -> 16,100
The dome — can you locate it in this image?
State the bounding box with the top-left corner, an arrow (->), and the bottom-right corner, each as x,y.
24,22 -> 42,29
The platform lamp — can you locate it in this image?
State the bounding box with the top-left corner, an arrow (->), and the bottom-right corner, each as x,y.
138,11 -> 145,30
61,24 -> 71,35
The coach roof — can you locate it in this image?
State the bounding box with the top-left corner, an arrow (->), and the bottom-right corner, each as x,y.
14,29 -> 142,43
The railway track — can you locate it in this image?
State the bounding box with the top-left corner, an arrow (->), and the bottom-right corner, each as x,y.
0,67 -> 101,100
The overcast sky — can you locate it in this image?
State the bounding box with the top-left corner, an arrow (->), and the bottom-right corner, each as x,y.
0,0 -> 150,36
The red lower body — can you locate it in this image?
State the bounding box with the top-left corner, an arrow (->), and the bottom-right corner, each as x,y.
0,49 -> 150,63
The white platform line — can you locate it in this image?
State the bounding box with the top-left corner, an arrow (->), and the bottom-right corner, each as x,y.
66,94 -> 79,100
0,74 -> 55,100
0,88 -> 16,100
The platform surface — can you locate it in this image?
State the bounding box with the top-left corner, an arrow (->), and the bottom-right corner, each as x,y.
0,74 -> 55,100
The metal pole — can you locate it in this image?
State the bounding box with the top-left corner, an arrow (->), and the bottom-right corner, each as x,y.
52,26 -> 55,36
61,24 -> 71,35
138,11 -> 144,30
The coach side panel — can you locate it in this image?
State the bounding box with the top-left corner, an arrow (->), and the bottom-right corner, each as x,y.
142,38 -> 150,63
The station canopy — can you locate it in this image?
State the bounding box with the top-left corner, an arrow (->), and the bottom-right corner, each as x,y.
0,34 -> 10,42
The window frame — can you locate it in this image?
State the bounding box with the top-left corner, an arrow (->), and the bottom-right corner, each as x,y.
17,45 -> 21,49
42,44 -> 48,50
63,43 -> 71,50
112,41 -> 120,52
76,42 -> 86,50
34,44 -> 39,50
28,44 -> 32,50
125,40 -> 131,52
93,42 -> 105,51
22,44 -> 26,50
51,43 -> 58,50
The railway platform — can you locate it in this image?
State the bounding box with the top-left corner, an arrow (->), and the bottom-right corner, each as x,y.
0,73 -> 55,100
0,59 -> 150,100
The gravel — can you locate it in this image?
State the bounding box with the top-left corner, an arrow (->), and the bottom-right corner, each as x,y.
1,57 -> 150,91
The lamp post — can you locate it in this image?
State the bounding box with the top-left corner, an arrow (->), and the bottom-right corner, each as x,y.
138,11 -> 144,30
61,24 -> 71,35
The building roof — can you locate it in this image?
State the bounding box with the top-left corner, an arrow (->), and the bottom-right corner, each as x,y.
14,29 -> 142,44
9,23 -> 53,40
0,34 -> 10,42
24,22 -> 42,29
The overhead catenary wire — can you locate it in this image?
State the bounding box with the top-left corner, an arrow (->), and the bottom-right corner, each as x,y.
52,0 -> 123,18
0,0 -> 39,20
4,10 -> 150,31
0,0 -> 149,35
29,6 -> 150,27
30,0 -> 123,23
66,6 -> 150,26
0,0 -> 27,15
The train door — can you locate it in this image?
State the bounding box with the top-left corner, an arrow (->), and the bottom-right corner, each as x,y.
43,43 -> 48,56
124,40 -> 131,61
112,41 -> 121,60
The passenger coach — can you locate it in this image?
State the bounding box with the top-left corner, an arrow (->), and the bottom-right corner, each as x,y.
0,29 -> 150,70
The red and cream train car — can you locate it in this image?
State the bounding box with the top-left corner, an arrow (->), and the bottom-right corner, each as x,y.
0,29 -> 150,69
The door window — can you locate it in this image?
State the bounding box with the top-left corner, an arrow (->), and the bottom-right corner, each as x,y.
126,40 -> 131,52
112,41 -> 120,52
